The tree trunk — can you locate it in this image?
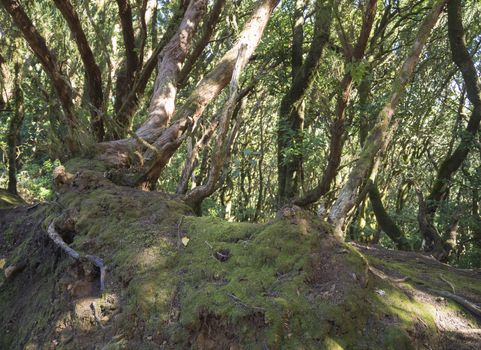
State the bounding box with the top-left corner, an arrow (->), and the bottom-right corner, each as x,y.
53,0 -> 104,141
368,182 -> 410,250
176,121 -> 219,195
1,0 -> 78,153
294,0 -> 377,207
114,0 -> 139,125
95,0 -> 279,188
115,8 -> 185,136
328,0 -> 448,237
7,64 -> 24,195
277,0 -> 333,204
138,0 -> 279,189
137,0 -> 208,136
177,0 -> 226,88
422,0 -> 481,231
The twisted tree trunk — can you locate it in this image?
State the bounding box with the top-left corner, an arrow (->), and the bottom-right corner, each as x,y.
294,0 -> 377,207
418,0 -> 481,258
96,0 -> 279,190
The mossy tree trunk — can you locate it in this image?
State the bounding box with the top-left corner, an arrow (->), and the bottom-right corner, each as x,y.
419,0 -> 481,258
368,181 -> 410,250
293,0 -> 377,208
328,0 -> 448,237
277,0 -> 332,205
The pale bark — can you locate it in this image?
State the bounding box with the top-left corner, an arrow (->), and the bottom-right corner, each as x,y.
137,0 -> 279,189
328,0 -> 448,237
47,222 -> 106,291
137,0 -> 208,136
183,44 -> 248,207
115,8 -> 185,134
177,0 -> 226,88
96,0 -> 279,190
0,53 -> 13,106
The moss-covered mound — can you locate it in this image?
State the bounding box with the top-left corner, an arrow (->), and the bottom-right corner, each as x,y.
1,168 -> 480,349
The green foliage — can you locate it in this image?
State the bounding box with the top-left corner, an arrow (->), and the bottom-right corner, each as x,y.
0,158 -> 60,202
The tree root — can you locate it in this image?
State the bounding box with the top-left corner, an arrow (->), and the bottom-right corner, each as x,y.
438,273 -> 455,294
348,245 -> 370,288
429,288 -> 481,320
368,265 -> 411,284
47,221 -> 106,291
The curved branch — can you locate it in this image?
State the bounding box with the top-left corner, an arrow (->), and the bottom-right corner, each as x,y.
183,44 -> 248,206
137,0 -> 280,188
177,0 -> 226,88
427,0 -> 481,209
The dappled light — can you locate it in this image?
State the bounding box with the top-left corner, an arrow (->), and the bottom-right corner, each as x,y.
1,0 -> 481,348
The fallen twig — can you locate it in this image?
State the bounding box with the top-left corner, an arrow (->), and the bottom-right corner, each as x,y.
227,292 -> 265,311
438,273 -> 455,294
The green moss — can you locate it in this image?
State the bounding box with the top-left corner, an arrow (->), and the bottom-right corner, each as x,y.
0,188 -> 25,208
64,158 -> 109,173
171,216 -> 439,348
2,189 -> 479,349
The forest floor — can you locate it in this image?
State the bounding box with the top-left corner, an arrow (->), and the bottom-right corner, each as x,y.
1,161 -> 481,349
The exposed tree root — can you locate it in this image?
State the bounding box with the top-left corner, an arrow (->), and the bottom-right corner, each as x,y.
429,289 -> 481,320
368,264 -> 411,284
47,221 -> 106,291
439,273 -> 456,294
